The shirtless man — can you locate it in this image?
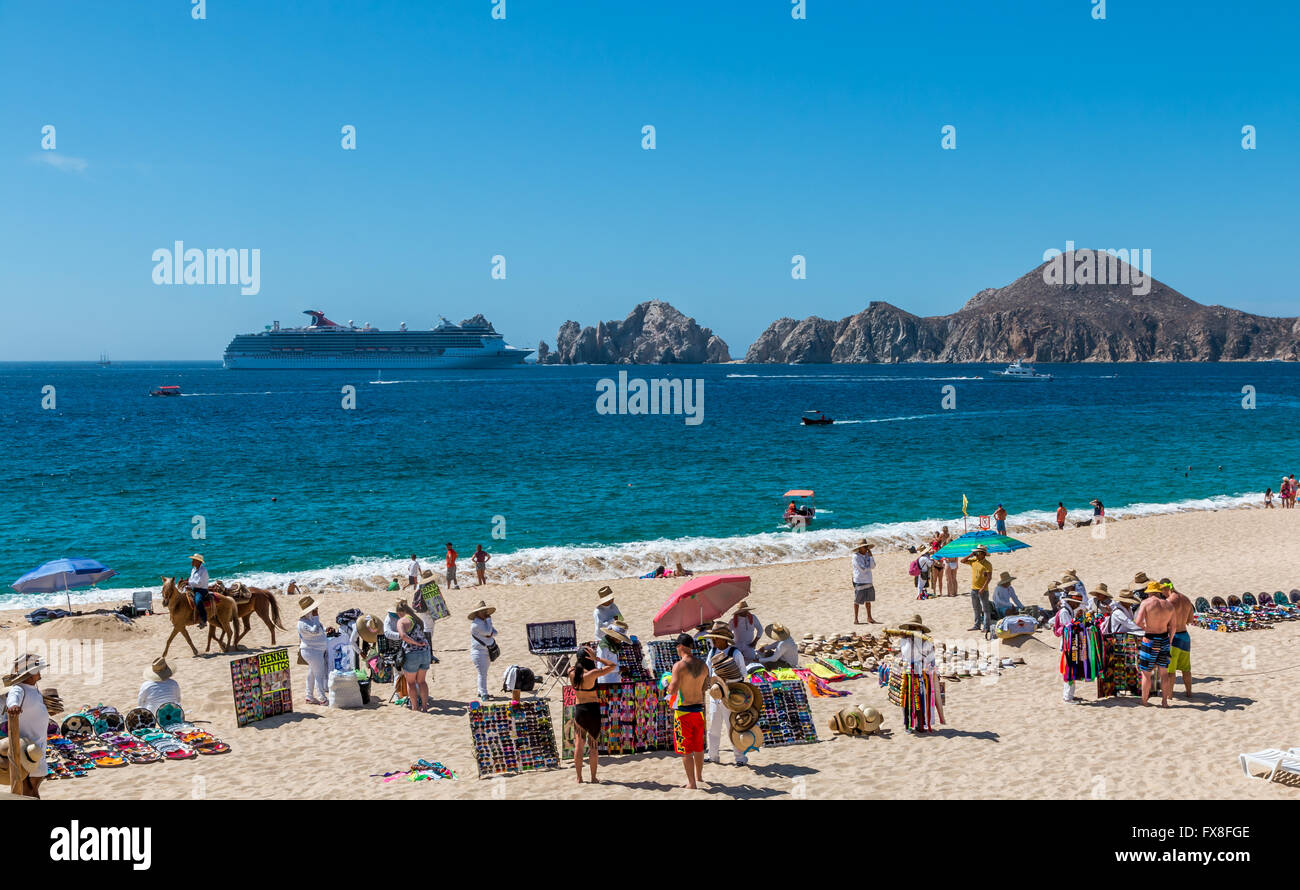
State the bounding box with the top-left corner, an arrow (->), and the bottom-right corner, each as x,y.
666,633 -> 708,789
1161,578 -> 1195,698
1135,586 -> 1176,706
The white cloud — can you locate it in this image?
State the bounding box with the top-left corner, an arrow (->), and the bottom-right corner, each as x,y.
31,152 -> 89,173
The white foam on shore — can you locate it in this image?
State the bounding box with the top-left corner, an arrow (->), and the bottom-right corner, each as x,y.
3,491 -> 1261,610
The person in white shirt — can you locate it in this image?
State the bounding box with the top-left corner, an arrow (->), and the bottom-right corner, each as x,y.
406,554 -> 422,591
592,586 -> 622,641
595,621 -> 629,684
297,595 -> 330,705
1059,570 -> 1091,612
1052,591 -> 1084,702
991,571 -> 1024,618
138,657 -> 182,713
851,541 -> 878,624
885,615 -> 944,733
188,553 -> 211,629
468,600 -> 498,700
3,653 -> 50,797
1108,592 -> 1141,635
699,623 -> 750,766
756,623 -> 798,667
728,601 -> 762,662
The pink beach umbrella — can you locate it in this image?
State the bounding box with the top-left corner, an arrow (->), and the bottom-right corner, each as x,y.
653,574 -> 752,637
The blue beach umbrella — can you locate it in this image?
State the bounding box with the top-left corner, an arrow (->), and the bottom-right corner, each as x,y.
11,557 -> 119,612
930,530 -> 1030,559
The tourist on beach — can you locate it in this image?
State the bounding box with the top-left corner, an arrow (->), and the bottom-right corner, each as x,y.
395,600 -> 431,711
675,561 -> 694,577
991,571 -> 1023,619
595,621 -> 629,684
1291,474 -> 1298,507
1162,578 -> 1194,699
472,545 -> 490,586
387,577 -> 400,591
961,545 -> 993,633
569,646 -> 617,784
1090,498 -> 1105,523
852,540 -> 878,624
938,528 -> 958,596
445,542 -> 460,589
1056,502 -> 1067,529
1098,588 -> 1142,697
593,586 -> 623,640
4,654 -> 50,798
884,615 -> 943,732
1264,487 -> 1274,508
993,504 -> 1008,535
468,600 -> 497,700
1135,586 -> 1175,707
666,632 -> 708,789
188,553 -> 210,629
700,623 -> 751,766
756,623 -> 798,667
297,595 -> 330,705
1052,590 -> 1085,703
138,657 -> 181,712
406,554 -> 422,591
728,601 -> 761,662
913,543 -> 936,600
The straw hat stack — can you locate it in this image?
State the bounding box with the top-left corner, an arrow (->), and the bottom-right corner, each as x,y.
928,640 -> 1025,680
795,631 -> 893,670
827,705 -> 885,737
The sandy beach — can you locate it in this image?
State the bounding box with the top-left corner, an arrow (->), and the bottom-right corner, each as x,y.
5,506 -> 1299,801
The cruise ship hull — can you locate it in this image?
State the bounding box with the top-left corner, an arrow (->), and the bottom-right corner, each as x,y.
224,347 -> 531,370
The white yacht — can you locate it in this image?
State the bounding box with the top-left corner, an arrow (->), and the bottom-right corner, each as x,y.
989,359 -> 1052,381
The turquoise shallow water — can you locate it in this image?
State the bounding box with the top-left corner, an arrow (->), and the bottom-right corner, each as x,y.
1,361 -> 1296,604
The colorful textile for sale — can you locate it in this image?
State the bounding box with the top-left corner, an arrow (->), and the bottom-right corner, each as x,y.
1059,616 -> 1104,681
1097,634 -> 1141,697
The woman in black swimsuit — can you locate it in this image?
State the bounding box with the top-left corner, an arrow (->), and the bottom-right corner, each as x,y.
569,646 -> 617,784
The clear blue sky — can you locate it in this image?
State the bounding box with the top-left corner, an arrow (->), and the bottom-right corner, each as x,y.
2,0 -> 1296,360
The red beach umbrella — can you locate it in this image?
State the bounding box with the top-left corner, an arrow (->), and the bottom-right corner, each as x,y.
653,574 -> 751,637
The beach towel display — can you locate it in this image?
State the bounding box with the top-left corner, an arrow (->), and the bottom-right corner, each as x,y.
230,648 -> 294,727
560,680 -> 671,757
1097,634 -> 1141,697
751,679 -> 818,746
648,638 -> 709,676
418,578 -> 451,620
468,698 -> 560,778
995,615 -> 1037,638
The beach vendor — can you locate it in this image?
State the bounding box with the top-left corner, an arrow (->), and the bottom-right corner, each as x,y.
884,615 -> 944,733
4,654 -> 50,798
728,600 -> 762,662
138,657 -> 181,712
568,646 -> 617,784
595,620 -> 630,684
756,623 -> 798,667
960,544 -> 993,634
413,573 -> 441,664
297,595 -> 330,705
1052,589 -> 1089,703
593,585 -> 623,640
666,633 -> 709,790
351,614 -> 381,669
468,600 -> 498,700
991,571 -> 1023,619
1059,570 -> 1091,610
700,622 -> 751,767
1098,589 -> 1142,698
852,540 -> 878,625
406,554 -> 422,591
188,553 -> 210,629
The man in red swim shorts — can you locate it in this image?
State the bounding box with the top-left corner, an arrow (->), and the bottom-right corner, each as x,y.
667,632 -> 708,789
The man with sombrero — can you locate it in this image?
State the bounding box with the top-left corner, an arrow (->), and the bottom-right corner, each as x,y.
138,657 -> 182,713
1051,588 -> 1087,702
960,544 -> 993,634
728,600 -> 762,662
4,653 -> 51,797
756,623 -> 798,667
884,615 -> 944,732
851,540 -> 879,625
699,622 -> 753,767
188,552 -> 210,629
592,585 -> 623,641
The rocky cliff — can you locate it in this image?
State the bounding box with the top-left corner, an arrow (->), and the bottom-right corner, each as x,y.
544,300 -> 731,364
745,254 -> 1300,362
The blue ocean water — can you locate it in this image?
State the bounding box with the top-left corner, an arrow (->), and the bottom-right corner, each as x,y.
1,361 -> 1296,605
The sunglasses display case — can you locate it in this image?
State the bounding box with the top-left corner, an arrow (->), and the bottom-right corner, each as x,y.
753,679 -> 819,746
468,699 -> 560,778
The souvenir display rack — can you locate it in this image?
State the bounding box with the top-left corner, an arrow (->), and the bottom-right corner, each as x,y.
647,638 -> 709,677
230,648 -> 293,726
752,678 -> 818,746
468,698 -> 560,778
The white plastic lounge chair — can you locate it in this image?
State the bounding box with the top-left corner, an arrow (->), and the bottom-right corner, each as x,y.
1239,748 -> 1300,780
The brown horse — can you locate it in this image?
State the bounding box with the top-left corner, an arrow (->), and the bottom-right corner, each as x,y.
225,583 -> 288,648
160,576 -> 236,658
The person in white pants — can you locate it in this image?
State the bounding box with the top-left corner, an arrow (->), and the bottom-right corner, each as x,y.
468,600 -> 497,700
297,595 -> 330,705
699,622 -> 750,766
1052,591 -> 1084,702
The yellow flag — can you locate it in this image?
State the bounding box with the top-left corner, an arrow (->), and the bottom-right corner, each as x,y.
961,493 -> 968,516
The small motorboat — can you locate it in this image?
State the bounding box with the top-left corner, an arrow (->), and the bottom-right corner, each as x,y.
783,489 -> 817,528
801,411 -> 834,425
149,385 -> 182,397
989,359 -> 1052,381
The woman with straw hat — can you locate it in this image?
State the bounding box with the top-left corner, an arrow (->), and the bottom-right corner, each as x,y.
883,616 -> 944,733
4,654 -> 50,797
297,594 -> 331,705
468,600 -> 498,700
